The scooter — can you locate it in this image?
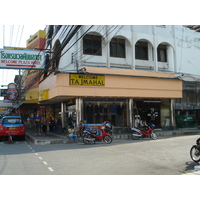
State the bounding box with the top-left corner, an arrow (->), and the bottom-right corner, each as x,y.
190,138 -> 200,162
83,125 -> 112,144
131,124 -> 157,140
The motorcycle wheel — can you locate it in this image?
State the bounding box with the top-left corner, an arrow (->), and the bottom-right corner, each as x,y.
131,132 -> 139,140
103,135 -> 112,144
150,132 -> 157,140
190,145 -> 200,162
83,135 -> 93,144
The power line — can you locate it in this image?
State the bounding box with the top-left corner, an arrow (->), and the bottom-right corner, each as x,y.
3,25 -> 5,47
75,25 -> 123,62
24,26 -> 82,91
14,25 -> 20,47
60,25 -> 94,58
9,25 -> 14,46
18,25 -> 24,47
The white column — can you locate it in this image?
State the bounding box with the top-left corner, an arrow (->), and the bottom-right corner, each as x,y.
170,99 -> 176,129
128,98 -> 133,128
61,102 -> 66,129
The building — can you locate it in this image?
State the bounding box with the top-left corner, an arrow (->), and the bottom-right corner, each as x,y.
16,30 -> 46,122
36,25 -> 200,133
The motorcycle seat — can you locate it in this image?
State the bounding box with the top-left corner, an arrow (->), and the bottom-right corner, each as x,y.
85,129 -> 97,134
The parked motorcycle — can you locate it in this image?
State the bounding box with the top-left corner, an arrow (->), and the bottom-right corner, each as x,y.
190,138 -> 200,162
83,125 -> 112,144
131,124 -> 157,140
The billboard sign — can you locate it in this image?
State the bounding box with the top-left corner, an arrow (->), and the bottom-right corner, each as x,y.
0,49 -> 46,70
6,83 -> 18,101
26,30 -> 46,49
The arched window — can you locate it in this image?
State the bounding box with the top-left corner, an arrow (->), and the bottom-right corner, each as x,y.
157,44 -> 167,62
135,41 -> 148,60
83,34 -> 102,56
110,38 -> 126,58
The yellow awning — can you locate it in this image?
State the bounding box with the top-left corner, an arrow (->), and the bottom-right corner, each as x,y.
22,99 -> 38,104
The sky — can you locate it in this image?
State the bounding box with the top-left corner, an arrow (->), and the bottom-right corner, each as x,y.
0,25 -> 46,87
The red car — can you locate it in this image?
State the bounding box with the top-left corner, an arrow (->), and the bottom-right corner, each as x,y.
0,116 -> 26,140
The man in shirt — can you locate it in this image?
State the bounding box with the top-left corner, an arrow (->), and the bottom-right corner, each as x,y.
34,113 -> 42,136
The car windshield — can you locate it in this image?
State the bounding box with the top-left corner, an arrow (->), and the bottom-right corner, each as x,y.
3,118 -> 23,124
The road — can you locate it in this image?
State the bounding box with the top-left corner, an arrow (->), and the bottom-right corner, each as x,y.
0,134 -> 199,175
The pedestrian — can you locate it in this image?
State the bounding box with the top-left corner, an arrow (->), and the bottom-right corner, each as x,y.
77,120 -> 84,136
68,125 -> 77,143
34,113 -> 42,136
41,115 -> 48,136
49,116 -> 55,132
26,116 -> 31,128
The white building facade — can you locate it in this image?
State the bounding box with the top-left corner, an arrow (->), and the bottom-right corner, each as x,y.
39,25 -> 200,131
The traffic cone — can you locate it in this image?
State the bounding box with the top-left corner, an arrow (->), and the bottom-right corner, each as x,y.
8,135 -> 13,144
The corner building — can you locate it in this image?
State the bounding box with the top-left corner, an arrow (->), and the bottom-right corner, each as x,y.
39,25 -> 200,133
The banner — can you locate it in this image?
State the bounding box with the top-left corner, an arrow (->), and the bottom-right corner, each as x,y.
0,49 -> 46,70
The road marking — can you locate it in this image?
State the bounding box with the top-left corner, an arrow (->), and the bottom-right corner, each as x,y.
25,142 -> 54,173
48,167 -> 54,172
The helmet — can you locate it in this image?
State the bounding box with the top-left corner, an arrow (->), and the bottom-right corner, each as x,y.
150,124 -> 155,129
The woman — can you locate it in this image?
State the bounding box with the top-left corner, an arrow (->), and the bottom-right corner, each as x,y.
68,125 -> 77,143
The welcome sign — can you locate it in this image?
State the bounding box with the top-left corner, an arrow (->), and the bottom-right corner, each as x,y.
0,49 -> 46,70
69,74 -> 105,86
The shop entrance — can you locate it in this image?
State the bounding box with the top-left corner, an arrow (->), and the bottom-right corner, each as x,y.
134,99 -> 161,128
83,98 -> 127,127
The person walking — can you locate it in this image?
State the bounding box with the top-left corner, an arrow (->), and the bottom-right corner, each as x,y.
41,115 -> 48,136
34,113 -> 42,136
49,116 -> 55,132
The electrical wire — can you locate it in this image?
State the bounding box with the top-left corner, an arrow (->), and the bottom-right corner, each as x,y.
60,25 -> 94,58
18,25 -> 24,47
3,25 -> 5,47
14,25 -> 20,47
75,25 -> 123,62
24,25 -> 81,91
9,25 -> 14,46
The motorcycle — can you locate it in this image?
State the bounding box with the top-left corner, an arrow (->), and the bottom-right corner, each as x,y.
131,124 -> 157,140
83,125 -> 112,144
190,138 -> 200,162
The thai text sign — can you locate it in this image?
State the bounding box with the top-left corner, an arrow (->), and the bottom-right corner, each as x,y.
0,49 -> 45,70
69,74 -> 105,86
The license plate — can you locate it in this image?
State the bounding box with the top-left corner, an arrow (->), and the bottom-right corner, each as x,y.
9,127 -> 15,130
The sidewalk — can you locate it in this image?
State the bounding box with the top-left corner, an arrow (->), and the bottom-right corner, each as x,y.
25,128 -> 200,145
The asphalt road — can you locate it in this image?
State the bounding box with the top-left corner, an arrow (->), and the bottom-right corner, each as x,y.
0,134 -> 199,175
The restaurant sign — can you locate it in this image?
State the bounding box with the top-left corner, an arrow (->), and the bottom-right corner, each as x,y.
69,74 -> 105,86
0,49 -> 45,70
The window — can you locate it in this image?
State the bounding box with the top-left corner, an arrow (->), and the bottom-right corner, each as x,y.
157,44 -> 167,62
3,118 -> 23,124
83,35 -> 102,56
183,82 -> 196,103
110,38 -> 126,58
135,41 -> 148,60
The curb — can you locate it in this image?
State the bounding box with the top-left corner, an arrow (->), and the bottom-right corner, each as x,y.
25,130 -> 200,145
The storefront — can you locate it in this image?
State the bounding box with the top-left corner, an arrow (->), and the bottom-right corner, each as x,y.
38,67 -> 182,133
